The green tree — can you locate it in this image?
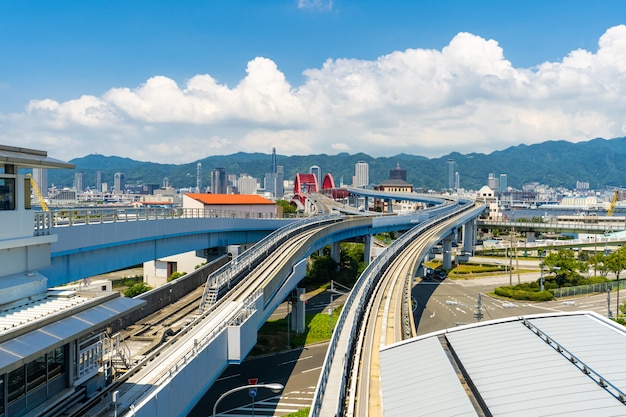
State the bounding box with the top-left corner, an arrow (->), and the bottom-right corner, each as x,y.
542,249 -> 587,287
606,246 -> 626,281
589,252 -> 610,278
168,271 -> 187,282
124,282 -> 152,297
607,246 -> 626,316
276,199 -> 297,216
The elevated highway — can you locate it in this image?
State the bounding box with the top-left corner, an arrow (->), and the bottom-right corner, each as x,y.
310,202 -> 486,417
59,198 -> 482,417
39,199 -> 467,287
479,218 -> 626,234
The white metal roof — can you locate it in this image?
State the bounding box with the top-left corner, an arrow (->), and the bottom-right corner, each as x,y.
380,312 -> 626,417
0,144 -> 74,169
0,296 -> 145,374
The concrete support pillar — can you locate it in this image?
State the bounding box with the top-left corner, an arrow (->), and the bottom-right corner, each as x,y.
364,197 -> 369,211
386,198 -> 393,213
442,236 -> 453,270
526,231 -> 536,243
330,242 -> 341,264
462,220 -> 475,255
363,234 -> 372,263
291,287 -> 306,334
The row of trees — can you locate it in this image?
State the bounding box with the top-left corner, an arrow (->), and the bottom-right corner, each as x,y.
541,246 -> 626,288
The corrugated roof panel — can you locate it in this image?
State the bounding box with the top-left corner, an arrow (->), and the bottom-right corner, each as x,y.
527,314 -> 626,394
380,335 -> 479,417
0,297 -> 145,373
445,317 -> 626,416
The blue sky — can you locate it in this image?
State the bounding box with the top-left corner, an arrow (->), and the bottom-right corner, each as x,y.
2,0 -> 626,163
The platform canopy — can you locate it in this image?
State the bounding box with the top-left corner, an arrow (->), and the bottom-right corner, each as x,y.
0,144 -> 74,170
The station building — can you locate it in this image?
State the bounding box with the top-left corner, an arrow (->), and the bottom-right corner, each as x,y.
0,145 -> 145,416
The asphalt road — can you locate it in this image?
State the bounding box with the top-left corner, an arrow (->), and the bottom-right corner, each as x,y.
414,272 -> 613,336
188,342 -> 329,417
191,272 -> 615,416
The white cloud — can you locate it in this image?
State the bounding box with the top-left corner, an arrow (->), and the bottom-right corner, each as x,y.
2,26 -> 626,163
298,0 -> 333,11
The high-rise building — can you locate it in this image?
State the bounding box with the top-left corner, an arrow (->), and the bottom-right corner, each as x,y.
163,177 -> 170,188
354,161 -> 369,188
74,171 -> 85,192
487,173 -> 499,190
31,168 -> 48,197
275,166 -> 284,198
95,171 -> 103,192
114,172 -> 126,194
238,174 -> 258,195
211,168 -> 227,194
576,181 -> 590,192
389,163 -> 407,181
196,163 -> 202,193
499,174 -> 508,192
264,148 -> 284,198
446,159 -> 456,190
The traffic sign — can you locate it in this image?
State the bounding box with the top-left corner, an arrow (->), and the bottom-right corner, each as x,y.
249,388 -> 258,398
248,378 -> 258,385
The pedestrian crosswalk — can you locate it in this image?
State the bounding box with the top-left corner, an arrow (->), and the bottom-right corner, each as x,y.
215,388 -> 315,416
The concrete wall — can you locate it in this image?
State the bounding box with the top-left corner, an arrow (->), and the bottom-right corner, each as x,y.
144,251 -> 209,288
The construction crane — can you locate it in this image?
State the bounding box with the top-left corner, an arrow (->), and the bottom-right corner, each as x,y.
26,174 -> 49,211
608,189 -> 619,216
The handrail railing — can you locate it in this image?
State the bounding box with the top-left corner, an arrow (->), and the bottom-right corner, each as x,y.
33,206 -> 290,236
198,214 -> 343,312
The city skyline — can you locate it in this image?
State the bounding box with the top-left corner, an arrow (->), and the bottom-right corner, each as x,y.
2,1 -> 626,164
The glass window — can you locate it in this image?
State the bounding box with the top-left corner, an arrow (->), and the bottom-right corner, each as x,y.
0,375 -> 4,414
48,347 -> 64,380
0,178 -> 16,210
8,366 -> 25,403
26,356 -> 47,391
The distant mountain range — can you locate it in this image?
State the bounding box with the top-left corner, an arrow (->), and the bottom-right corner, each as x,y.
47,136 -> 626,192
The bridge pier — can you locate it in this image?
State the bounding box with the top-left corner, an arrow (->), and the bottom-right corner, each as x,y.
364,235 -> 372,263
386,198 -> 393,213
526,231 -> 536,243
462,219 -> 476,255
291,287 -> 306,334
330,242 -> 341,265
442,236 -> 453,270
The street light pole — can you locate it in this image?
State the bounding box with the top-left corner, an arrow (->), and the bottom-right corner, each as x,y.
212,383 -> 284,417
539,249 -> 543,291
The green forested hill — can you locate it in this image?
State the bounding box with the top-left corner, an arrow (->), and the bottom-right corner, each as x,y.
47,136 -> 626,191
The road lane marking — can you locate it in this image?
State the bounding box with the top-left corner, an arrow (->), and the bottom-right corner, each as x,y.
279,355 -> 313,365
216,373 -> 240,381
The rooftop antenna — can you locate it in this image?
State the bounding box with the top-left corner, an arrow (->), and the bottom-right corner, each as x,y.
271,147 -> 277,174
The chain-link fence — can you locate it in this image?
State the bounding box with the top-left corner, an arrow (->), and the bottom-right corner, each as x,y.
552,280 -> 626,297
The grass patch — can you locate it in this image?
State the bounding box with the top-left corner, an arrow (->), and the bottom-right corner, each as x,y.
252,306 -> 343,355
284,408 -> 310,417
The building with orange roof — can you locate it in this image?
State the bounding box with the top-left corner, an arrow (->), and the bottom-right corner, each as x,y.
183,193 -> 277,217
